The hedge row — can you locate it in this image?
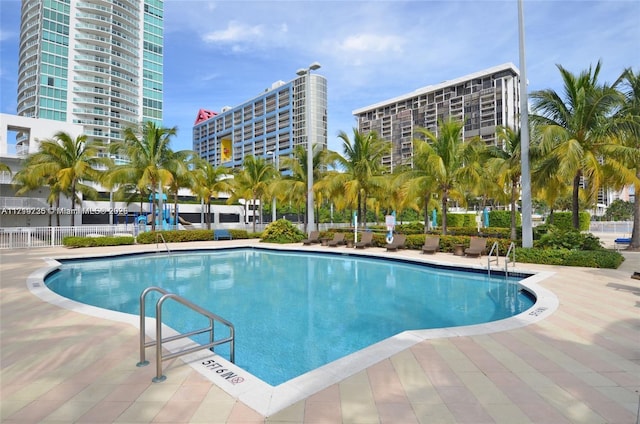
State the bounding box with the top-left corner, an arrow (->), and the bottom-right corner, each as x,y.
136,229 -> 250,244
515,247 -> 624,268
63,236 -> 135,248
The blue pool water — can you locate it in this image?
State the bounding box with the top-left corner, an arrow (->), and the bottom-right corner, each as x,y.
45,248 -> 534,385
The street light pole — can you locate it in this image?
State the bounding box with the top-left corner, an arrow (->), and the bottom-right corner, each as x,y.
267,150 -> 278,223
297,62 -> 321,236
518,0 -> 533,248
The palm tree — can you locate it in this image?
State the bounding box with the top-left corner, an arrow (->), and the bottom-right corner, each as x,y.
400,148 -> 439,232
193,161 -> 232,229
486,126 -> 523,240
227,155 -> 274,233
165,150 -> 199,227
328,129 -> 390,228
0,162 -> 11,175
412,118 -> 483,235
109,121 -> 179,231
13,155 -> 62,226
278,145 -> 332,231
605,67 -> 640,249
21,131 -> 107,226
530,61 -> 621,229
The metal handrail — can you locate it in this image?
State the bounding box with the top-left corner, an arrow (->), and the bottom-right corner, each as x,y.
156,233 -> 170,254
505,242 -> 516,276
487,241 -> 499,276
137,286 -> 235,383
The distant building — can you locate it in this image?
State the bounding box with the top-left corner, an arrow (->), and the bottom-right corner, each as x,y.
353,63 -> 520,171
16,0 -> 164,154
193,74 -> 328,169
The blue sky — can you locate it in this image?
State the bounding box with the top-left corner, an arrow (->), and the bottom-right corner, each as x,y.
1,0 -> 638,154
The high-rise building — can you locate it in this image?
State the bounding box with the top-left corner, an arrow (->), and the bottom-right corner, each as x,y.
353,63 -> 520,171
16,0 -> 163,154
193,73 -> 328,170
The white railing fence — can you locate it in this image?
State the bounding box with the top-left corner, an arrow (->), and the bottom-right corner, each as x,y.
589,221 -> 633,235
0,225 -> 136,249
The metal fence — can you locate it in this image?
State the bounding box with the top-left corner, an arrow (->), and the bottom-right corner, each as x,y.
589,221 -> 633,234
0,225 -> 136,249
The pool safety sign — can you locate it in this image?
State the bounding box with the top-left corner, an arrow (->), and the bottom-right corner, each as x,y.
385,213 -> 396,244
201,359 -> 245,385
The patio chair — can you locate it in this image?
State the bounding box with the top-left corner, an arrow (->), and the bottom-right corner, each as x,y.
465,237 -> 487,257
354,232 -> 374,249
385,234 -> 406,252
421,236 -> 440,254
302,230 -> 321,245
327,233 -> 346,247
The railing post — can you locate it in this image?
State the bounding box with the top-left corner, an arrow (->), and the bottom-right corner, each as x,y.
153,294 -> 168,383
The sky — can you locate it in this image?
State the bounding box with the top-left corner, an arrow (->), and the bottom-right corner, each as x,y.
1,0 -> 639,154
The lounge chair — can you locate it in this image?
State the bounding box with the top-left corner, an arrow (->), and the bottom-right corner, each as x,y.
385,234 -> 406,252
422,236 -> 440,254
354,232 -> 374,249
465,237 -> 487,257
327,233 -> 346,247
302,230 -> 321,245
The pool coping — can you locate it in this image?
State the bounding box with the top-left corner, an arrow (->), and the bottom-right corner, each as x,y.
27,243 -> 558,417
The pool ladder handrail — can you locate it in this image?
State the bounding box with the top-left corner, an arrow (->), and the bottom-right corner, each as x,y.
487,241 -> 500,276
137,286 -> 235,383
504,242 -> 516,276
156,233 -> 170,254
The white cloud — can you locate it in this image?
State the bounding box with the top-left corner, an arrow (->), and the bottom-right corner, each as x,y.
338,33 -> 405,54
202,20 -> 264,43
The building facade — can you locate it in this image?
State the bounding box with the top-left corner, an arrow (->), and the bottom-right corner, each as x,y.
16,0 -> 163,154
353,63 -> 520,171
193,74 -> 328,170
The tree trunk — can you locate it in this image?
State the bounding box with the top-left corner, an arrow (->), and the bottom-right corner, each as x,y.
252,194 -> 257,233
70,181 -> 76,227
510,178 -> 518,241
572,173 -> 581,230
441,194 -> 448,236
630,168 -> 640,250
150,186 -> 156,232
423,196 -> 429,233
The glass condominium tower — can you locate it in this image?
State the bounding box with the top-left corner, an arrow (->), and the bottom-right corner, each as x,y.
17,0 -> 163,149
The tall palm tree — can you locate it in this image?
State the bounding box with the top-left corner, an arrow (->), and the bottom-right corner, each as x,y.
193,161 -> 232,229
227,155 -> 274,233
109,121 -> 179,231
400,149 -> 439,232
329,129 -> 390,228
21,131 -> 107,226
530,61 -> 621,229
413,118 -> 483,235
605,67 -> 640,249
278,145 -> 332,231
165,150 -> 199,227
486,126 -> 523,240
13,155 -> 62,226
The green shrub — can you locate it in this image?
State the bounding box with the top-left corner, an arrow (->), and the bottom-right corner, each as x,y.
546,211 -> 590,231
488,210 -> 521,228
535,228 -> 603,251
261,219 -> 306,243
395,222 -> 424,235
63,236 -> 135,247
136,228 -> 251,244
444,213 -> 476,228
515,247 -> 623,268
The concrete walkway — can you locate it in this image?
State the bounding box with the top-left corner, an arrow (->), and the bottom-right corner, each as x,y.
1,240 -> 638,423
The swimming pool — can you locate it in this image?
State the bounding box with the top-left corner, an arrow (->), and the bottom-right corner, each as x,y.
45,247 -> 534,386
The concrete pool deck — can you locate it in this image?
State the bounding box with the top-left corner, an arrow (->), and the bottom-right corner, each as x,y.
1,238 -> 639,423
